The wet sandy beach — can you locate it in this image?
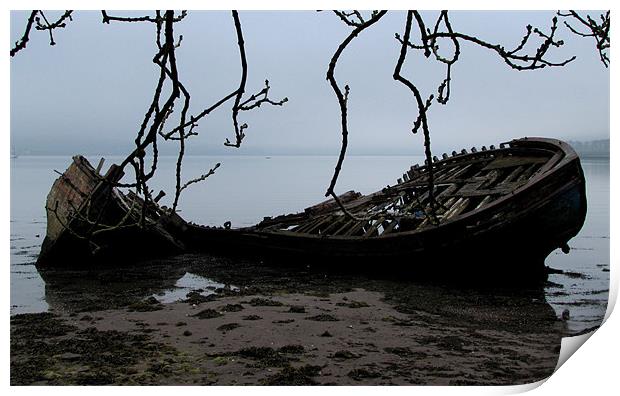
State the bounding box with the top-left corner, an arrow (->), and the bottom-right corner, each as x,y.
11,254 -> 567,385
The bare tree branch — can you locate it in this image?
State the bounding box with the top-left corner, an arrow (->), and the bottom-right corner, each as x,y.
558,10 -> 610,67
325,10 -> 387,221
13,10 -> 607,248
101,10 -> 187,24
393,11 -> 439,217
178,163 -> 221,195
10,11 -> 39,56
162,11 -> 286,149
224,11 -> 288,148
333,10 -> 366,27
35,10 -> 73,46
399,15 -> 575,71
389,11 -> 581,218
99,10 -> 285,225
430,11 -> 460,104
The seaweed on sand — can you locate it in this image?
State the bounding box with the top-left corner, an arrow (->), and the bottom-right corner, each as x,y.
11,313 -> 175,385
263,365 -> 322,385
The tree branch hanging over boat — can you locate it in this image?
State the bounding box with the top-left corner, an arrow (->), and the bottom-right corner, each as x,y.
11,10 -> 287,245
9,10 -> 607,279
325,10 -> 388,221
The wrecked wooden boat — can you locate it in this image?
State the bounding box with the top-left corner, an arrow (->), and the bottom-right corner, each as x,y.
37,137 -> 586,280
36,156 -> 184,267
175,137 -> 587,279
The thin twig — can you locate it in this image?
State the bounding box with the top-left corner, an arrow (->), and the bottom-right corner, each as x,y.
178,163 -> 221,195
558,10 -> 610,67
10,11 -> 39,56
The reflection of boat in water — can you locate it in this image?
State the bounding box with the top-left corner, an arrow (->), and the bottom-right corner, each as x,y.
37,137 -> 586,281
37,261 -> 189,312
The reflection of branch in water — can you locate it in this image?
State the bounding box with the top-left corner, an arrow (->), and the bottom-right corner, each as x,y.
38,259 -> 189,313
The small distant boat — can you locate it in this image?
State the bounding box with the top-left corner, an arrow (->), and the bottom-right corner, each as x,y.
37,138 -> 587,281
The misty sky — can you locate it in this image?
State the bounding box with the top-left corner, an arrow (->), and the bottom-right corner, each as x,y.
10,10 -> 610,156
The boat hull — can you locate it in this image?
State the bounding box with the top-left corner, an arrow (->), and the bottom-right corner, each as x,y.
36,156 -> 184,268
177,140 -> 587,281
181,181 -> 584,278
36,138 -> 587,282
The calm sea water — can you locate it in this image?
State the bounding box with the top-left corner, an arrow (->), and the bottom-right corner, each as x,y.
9,155 -> 610,334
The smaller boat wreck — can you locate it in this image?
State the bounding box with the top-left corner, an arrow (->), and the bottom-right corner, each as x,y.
37,137 -> 587,281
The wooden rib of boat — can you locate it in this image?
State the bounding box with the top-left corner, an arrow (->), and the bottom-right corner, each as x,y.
37,137 -> 587,280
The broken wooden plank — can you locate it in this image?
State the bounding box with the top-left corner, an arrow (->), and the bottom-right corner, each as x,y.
482,155 -> 548,170
474,195 -> 493,210
305,215 -> 335,234
443,163 -> 474,181
332,219 -> 355,236
451,186 -> 514,198
363,217 -> 385,238
96,157 -> 106,174
502,165 -> 526,183
516,163 -> 540,182
293,216 -> 325,233
321,216 -> 347,235
342,220 -> 366,236
443,197 -> 470,219
304,190 -> 362,215
380,219 -> 399,235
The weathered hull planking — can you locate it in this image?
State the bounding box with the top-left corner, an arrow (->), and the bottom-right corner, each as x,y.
37,137 -> 587,280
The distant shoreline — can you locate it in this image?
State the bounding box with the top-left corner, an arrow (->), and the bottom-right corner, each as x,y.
10,139 -> 610,158
10,153 -> 610,159
579,154 -> 610,160
568,139 -> 610,159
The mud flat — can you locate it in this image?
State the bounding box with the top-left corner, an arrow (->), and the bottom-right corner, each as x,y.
11,254 -> 566,385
